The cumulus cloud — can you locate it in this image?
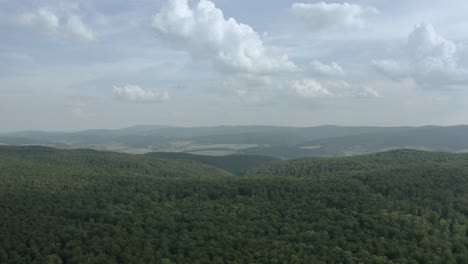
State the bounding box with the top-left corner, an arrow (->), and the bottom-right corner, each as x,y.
290,78 -> 380,99
309,60 -> 345,76
113,85 -> 169,103
292,79 -> 333,98
291,2 -> 378,31
408,24 -> 467,84
152,0 -> 296,74
372,24 -> 468,87
17,7 -> 95,41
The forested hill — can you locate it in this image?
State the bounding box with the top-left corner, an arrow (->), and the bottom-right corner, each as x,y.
0,145 -> 233,178
0,146 -> 467,263
145,152 -> 278,175
249,149 -> 468,177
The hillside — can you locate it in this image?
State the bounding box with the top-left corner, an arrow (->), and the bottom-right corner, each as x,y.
0,147 -> 467,263
249,149 -> 468,177
0,146 -> 233,178
297,125 -> 468,156
145,152 -> 278,175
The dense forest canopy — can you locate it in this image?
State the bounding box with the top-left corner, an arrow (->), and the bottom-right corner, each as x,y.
144,152 -> 278,175
0,146 -> 467,263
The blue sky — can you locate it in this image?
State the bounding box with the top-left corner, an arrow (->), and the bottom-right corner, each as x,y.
1,0 -> 468,131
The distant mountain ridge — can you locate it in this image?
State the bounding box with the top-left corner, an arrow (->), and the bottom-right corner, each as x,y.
1,125 -> 468,159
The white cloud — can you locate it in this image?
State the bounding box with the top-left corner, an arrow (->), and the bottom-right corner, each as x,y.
325,80 -> 380,98
152,0 -> 296,74
291,2 -> 378,31
65,16 -> 95,41
309,60 -> 345,76
17,7 -> 95,42
292,79 -> 333,98
408,24 -> 456,62
18,8 -> 60,33
408,24 -> 467,84
373,24 -> 468,87
113,85 -> 169,103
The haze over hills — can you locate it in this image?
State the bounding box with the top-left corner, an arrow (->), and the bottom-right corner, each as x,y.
2,125 -> 468,159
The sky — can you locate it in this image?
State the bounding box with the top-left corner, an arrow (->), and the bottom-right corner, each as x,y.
1,0 -> 468,132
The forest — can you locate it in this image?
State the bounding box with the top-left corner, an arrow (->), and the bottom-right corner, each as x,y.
0,146 -> 467,263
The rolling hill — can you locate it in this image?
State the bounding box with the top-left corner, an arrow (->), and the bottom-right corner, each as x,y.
0,146 -> 467,263
0,145 -> 233,178
248,149 -> 468,177
145,152 -> 278,175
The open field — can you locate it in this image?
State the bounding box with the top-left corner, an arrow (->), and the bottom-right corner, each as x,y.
156,142 -> 261,153
187,150 -> 238,156
299,145 -> 321,150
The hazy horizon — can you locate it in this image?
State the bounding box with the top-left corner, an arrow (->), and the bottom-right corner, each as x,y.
2,123 -> 468,134
2,0 -> 468,131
